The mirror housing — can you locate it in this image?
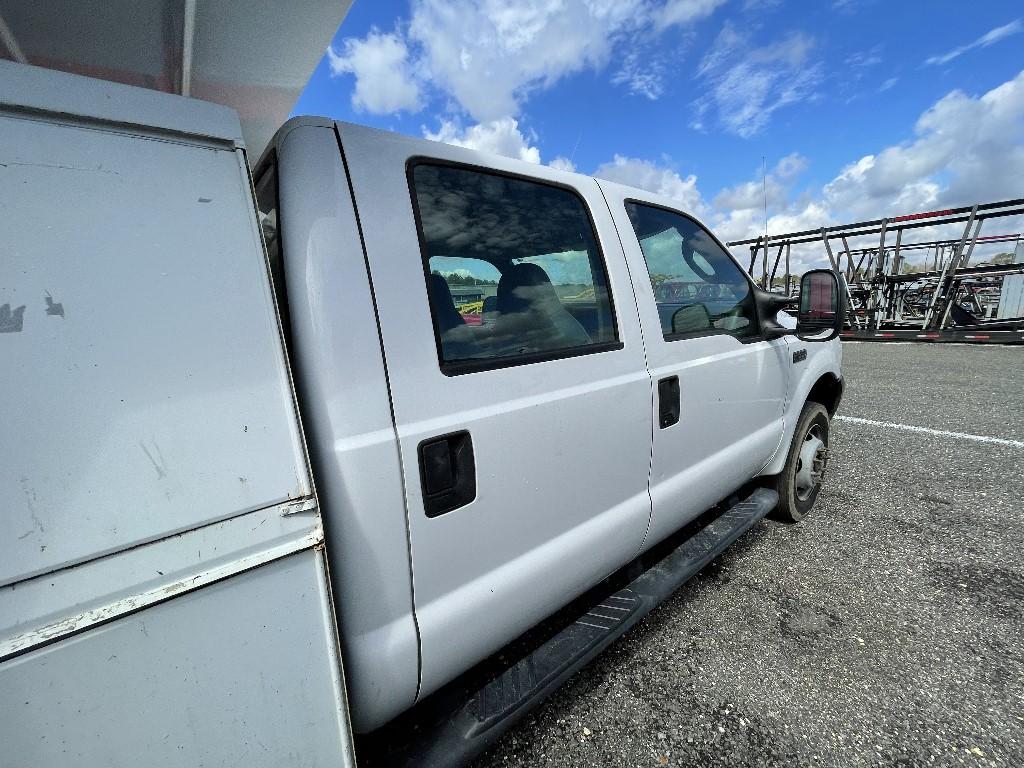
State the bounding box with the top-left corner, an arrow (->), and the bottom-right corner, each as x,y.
753,288 -> 798,340
796,269 -> 845,342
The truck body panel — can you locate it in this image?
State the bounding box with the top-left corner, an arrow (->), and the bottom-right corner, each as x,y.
266,121 -> 422,731
2,550 -> 350,768
0,63 -> 355,766
0,66 -> 307,587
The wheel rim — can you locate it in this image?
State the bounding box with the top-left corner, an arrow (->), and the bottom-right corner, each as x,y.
794,423 -> 828,501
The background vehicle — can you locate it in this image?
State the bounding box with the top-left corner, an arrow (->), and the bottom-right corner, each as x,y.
1,63 -> 843,767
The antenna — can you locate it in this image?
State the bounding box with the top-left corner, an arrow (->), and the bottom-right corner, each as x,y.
762,155 -> 768,241
763,156 -> 768,287
569,131 -> 582,167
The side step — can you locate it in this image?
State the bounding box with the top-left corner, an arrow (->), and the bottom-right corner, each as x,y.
360,486 -> 778,768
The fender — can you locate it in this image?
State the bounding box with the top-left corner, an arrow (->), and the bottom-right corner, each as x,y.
758,339 -> 844,478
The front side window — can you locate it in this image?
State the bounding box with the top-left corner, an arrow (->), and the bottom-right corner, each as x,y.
625,202 -> 757,340
411,162 -> 619,373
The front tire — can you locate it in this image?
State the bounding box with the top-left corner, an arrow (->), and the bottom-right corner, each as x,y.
774,402 -> 831,523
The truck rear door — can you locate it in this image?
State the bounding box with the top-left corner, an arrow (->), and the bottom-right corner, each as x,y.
336,123 -> 654,700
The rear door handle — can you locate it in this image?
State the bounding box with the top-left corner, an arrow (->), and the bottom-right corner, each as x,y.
418,430 -> 476,517
658,376 -> 680,429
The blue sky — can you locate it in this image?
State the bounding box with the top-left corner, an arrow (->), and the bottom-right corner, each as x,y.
294,1 -> 1024,269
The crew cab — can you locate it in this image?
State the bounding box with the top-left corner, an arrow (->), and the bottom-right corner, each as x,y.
1,63 -> 844,767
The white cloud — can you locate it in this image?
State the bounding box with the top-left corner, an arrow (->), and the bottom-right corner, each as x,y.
326,30 -> 422,114
824,70 -> 1024,218
709,163 -> 828,269
603,70 -> 1024,271
612,51 -> 665,100
594,155 -> 708,216
879,76 -> 898,92
845,47 -> 883,68
714,72 -> 1024,262
422,117 -> 542,163
655,0 -> 729,29
694,23 -> 822,138
925,19 -> 1022,66
331,0 -> 730,123
408,0 -> 644,121
713,178 -> 785,212
712,149 -> 810,212
774,152 -> 808,179
548,156 -> 577,172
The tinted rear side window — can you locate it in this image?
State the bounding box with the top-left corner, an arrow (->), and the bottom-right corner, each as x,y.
409,162 -> 620,374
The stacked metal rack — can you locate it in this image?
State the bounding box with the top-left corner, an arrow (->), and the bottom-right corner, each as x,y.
727,198 -> 1024,344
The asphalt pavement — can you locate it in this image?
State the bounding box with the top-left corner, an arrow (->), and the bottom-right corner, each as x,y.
477,342 -> 1024,768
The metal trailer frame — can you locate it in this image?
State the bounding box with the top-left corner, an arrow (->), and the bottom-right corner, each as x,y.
727,198 -> 1024,344
839,236 -> 1023,324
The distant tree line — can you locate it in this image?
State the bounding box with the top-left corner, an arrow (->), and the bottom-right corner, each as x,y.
432,270 -> 498,286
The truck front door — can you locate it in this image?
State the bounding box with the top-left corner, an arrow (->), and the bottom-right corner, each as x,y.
337,124 -> 654,700
600,184 -> 789,548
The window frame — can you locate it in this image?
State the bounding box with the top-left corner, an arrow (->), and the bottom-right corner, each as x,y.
407,156 -> 624,376
623,198 -> 764,344
252,150 -> 293,346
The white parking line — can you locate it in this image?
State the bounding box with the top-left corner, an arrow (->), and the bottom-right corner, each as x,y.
836,416 -> 1024,448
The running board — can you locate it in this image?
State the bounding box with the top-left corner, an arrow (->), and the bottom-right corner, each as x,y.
360,486 -> 779,768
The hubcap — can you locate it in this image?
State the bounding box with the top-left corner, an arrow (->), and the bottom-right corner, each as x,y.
794,424 -> 828,501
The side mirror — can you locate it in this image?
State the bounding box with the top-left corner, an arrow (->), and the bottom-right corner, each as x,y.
671,304 -> 712,335
797,269 -> 845,341
752,288 -> 798,340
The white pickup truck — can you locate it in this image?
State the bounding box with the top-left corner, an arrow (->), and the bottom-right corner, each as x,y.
0,63 -> 844,767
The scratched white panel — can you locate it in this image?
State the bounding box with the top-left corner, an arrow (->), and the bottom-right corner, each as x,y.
0,114 -> 308,586
0,552 -> 353,767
